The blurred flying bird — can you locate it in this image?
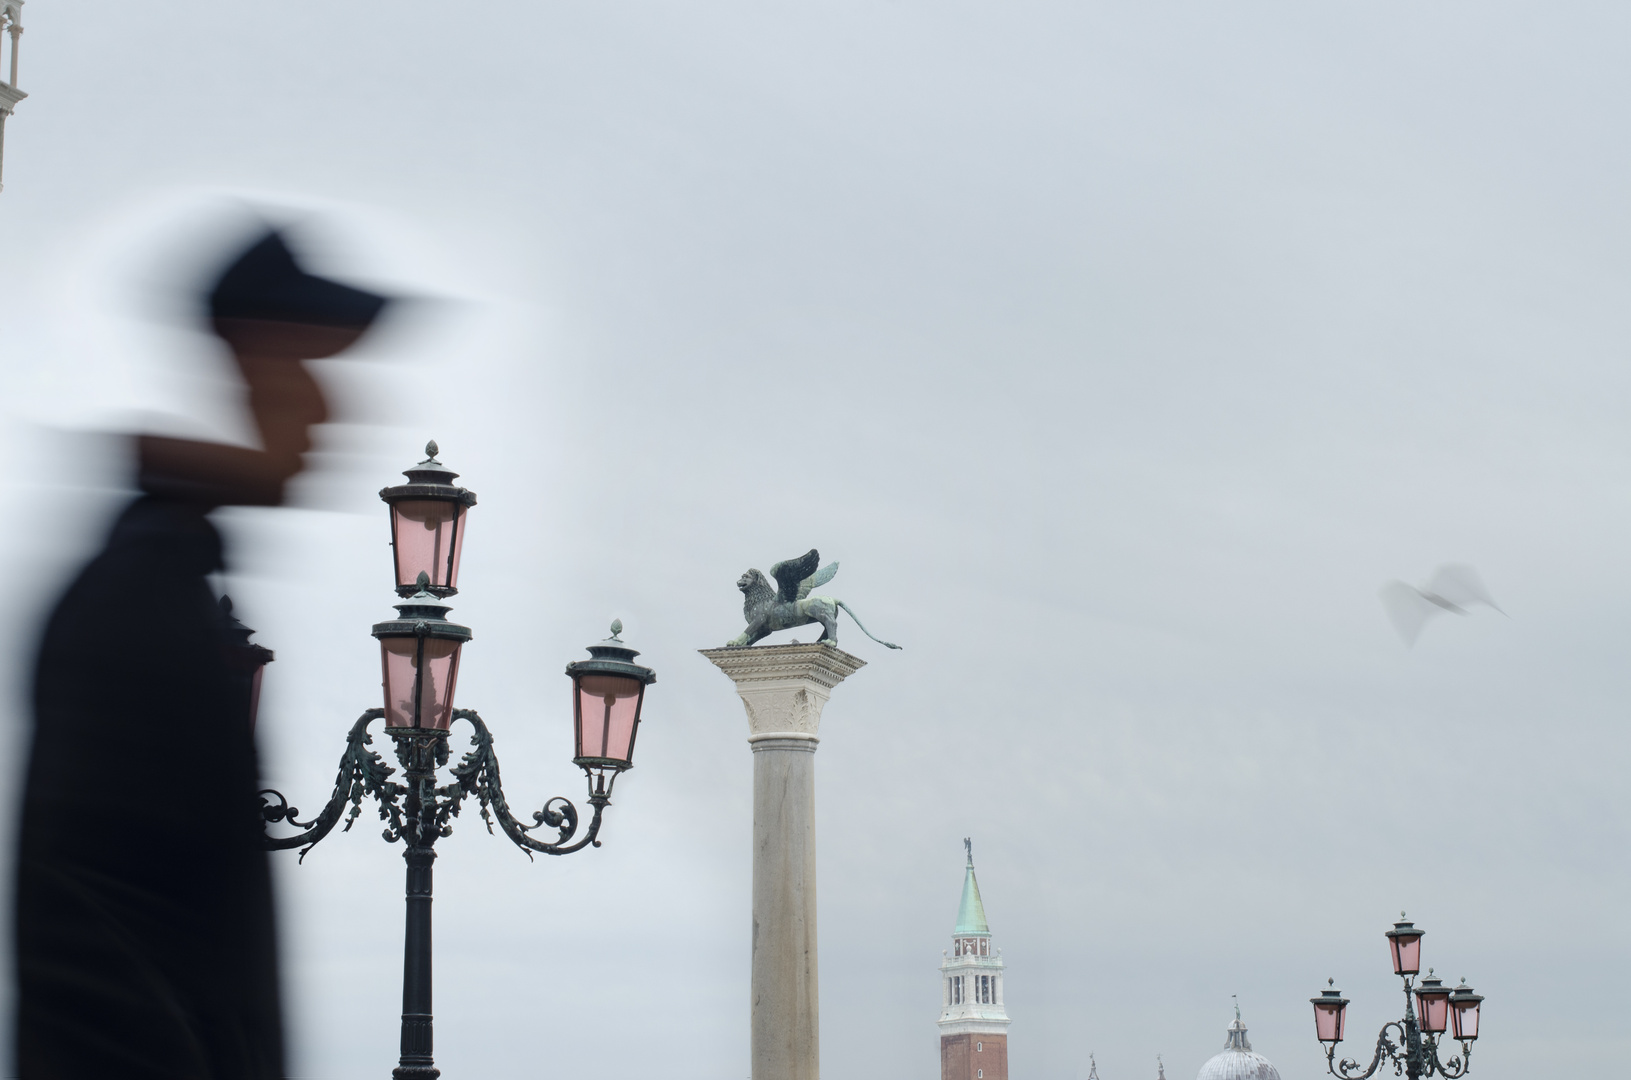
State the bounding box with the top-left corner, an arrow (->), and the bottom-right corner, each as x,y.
1379,564 -> 1505,646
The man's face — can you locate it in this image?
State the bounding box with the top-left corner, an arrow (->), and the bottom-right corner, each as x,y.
135,316 -> 375,508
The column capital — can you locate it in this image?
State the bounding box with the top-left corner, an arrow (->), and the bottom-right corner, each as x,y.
699,643 -> 865,739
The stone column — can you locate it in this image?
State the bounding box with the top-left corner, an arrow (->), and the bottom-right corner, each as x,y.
700,643 -> 866,1080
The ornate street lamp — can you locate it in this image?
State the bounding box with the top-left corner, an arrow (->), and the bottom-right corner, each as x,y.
259,442 -> 656,1080
1310,913 -> 1483,1080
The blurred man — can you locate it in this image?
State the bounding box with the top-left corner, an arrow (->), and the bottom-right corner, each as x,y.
15,228 -> 390,1080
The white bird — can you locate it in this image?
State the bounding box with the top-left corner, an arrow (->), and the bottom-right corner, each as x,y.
1379,564 -> 1505,646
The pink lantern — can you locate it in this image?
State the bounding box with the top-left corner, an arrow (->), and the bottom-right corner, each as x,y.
1310,980 -> 1349,1043
380,441 -> 477,598
1386,914 -> 1424,977
1449,980 -> 1483,1041
371,574 -> 473,730
1414,971 -> 1451,1035
566,621 -> 656,792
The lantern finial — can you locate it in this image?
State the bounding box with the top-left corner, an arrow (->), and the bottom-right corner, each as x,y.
610,618 -> 623,640
416,571 -> 431,592
425,440 -> 439,461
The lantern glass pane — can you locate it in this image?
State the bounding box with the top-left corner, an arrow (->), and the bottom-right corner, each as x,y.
1451,1000 -> 1480,1041
380,635 -> 463,730
392,500 -> 467,592
575,674 -> 644,763
1416,991 -> 1451,1034
1390,934 -> 1423,975
1313,1002 -> 1346,1043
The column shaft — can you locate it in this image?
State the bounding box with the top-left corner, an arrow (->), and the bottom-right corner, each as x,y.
751,738 -> 819,1080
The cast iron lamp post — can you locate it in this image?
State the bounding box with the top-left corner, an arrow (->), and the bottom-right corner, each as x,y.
1311,914 -> 1485,1080
259,442 -> 656,1080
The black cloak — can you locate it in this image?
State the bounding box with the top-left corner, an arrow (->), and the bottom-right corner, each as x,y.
15,496 -> 283,1079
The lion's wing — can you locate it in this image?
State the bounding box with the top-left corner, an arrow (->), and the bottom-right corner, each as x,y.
798,562 -> 839,600
770,549 -> 821,604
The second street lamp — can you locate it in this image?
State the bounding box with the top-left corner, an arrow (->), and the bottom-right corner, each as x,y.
258,442 -> 656,1080
1310,913 -> 1484,1080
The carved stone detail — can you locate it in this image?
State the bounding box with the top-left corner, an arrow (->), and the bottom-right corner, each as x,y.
699,643 -> 866,738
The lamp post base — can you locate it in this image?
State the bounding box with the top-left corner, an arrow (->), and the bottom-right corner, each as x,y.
393,1053 -> 439,1080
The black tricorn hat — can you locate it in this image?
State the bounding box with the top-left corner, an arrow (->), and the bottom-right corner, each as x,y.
206,227 -> 390,329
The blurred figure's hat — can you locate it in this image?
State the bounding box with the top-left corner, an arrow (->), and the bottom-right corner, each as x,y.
206,227 -> 390,329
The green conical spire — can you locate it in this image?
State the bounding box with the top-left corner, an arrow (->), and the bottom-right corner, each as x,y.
955,837 -> 990,934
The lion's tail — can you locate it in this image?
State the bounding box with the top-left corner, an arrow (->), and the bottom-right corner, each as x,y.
836,600 -> 903,650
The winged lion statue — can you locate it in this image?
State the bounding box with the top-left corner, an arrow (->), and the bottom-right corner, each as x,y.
727,549 -> 902,650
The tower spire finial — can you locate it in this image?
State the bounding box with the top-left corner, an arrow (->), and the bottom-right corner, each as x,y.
1224,997 -> 1252,1051
964,837 -> 973,865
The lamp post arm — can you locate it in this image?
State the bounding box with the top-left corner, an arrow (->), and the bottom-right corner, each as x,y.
445,709 -> 608,858
1424,1036 -> 1471,1079
1327,1021 -> 1404,1080
259,710 -> 407,859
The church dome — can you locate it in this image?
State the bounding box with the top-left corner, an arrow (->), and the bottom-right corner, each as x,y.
1195,1010 -> 1281,1080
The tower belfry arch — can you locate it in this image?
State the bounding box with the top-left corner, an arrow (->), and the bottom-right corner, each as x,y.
0,0 -> 26,192
939,840 -> 1010,1080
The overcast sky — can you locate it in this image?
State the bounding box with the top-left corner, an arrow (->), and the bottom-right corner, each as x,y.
2,3 -> 1628,1079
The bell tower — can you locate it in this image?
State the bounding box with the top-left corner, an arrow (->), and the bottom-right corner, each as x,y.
939,839 -> 1010,1080
0,1 -> 25,192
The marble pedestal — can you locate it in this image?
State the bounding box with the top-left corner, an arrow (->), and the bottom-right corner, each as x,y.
0,81 -> 26,193
700,643 -> 866,1080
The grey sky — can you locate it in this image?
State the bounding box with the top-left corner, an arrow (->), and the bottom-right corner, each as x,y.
2,3 -> 1627,1078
